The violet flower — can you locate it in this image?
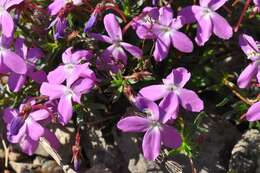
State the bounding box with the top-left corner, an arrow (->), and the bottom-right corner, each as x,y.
179,0 -> 233,46
3,105 -> 60,155
254,0 -> 260,12
0,0 -> 23,37
151,6 -> 193,61
84,10 -> 98,33
40,78 -> 95,125
49,16 -> 68,40
117,97 -> 181,161
0,36 -> 27,75
237,34 -> 260,88
139,67 -> 204,119
90,13 -> 143,65
48,0 -> 83,16
8,38 -> 46,92
245,101 -> 260,121
47,47 -> 94,86
132,7 -> 159,40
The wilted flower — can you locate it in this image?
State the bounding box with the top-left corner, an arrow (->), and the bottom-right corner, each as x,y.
84,10 -> 98,33
179,0 -> 233,46
90,13 -> 143,64
117,97 -> 182,161
49,16 -> 68,40
139,67 -> 204,119
237,34 -> 260,88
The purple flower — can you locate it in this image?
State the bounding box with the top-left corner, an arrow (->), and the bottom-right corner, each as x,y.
132,7 -> 159,40
237,34 -> 260,88
117,97 -> 181,161
0,36 -> 27,74
84,11 -> 98,33
96,51 -> 124,73
3,104 -> 60,155
254,0 -> 260,12
47,47 -> 94,86
90,13 -> 143,65
40,78 -> 95,125
0,0 -> 23,37
49,16 -> 68,40
179,0 -> 233,46
48,0 -> 83,16
8,38 -> 46,92
151,6 -> 193,61
245,101 -> 260,121
139,67 -> 204,119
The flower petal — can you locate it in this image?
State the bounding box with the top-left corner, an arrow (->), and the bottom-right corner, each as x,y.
47,66 -> 66,84
30,109 -> 50,121
3,50 -> 27,74
178,6 -> 202,24
164,67 -> 191,88
3,108 -> 17,124
134,97 -> 160,121
208,0 -> 227,11
161,125 -> 182,148
29,70 -> 47,84
43,129 -> 60,150
158,6 -> 173,26
237,62 -> 258,88
171,30 -> 193,53
48,0 -> 66,16
212,12 -> 233,40
72,50 -> 93,62
104,13 -> 122,40
239,34 -> 259,56
153,33 -> 171,62
142,128 -> 161,161
4,0 -> 24,9
159,93 -> 179,122
19,136 -> 38,156
26,119 -> 44,141
58,95 -> 73,125
8,73 -> 26,92
0,11 -> 14,37
195,15 -> 213,46
89,33 -> 112,44
40,82 -> 66,100
139,84 -> 167,101
178,88 -> 204,112
121,42 -> 143,59
117,116 -> 150,132
246,102 -> 260,121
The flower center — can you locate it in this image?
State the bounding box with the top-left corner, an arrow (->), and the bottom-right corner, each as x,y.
64,88 -> 74,97
165,84 -> 178,91
0,6 -> 5,15
150,120 -> 162,129
65,63 -> 75,74
202,7 -> 213,18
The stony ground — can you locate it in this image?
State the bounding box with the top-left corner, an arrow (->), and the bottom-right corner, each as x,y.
1,108 -> 260,173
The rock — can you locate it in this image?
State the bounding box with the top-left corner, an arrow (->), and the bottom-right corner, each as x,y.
229,129 -> 260,173
113,130 -> 164,173
81,126 -> 128,172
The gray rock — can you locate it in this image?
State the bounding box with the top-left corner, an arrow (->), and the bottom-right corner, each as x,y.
229,129 -> 260,173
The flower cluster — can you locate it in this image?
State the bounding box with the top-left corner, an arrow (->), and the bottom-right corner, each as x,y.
0,0 -> 259,171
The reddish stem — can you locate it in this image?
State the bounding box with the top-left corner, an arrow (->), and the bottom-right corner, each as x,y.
234,0 -> 252,32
